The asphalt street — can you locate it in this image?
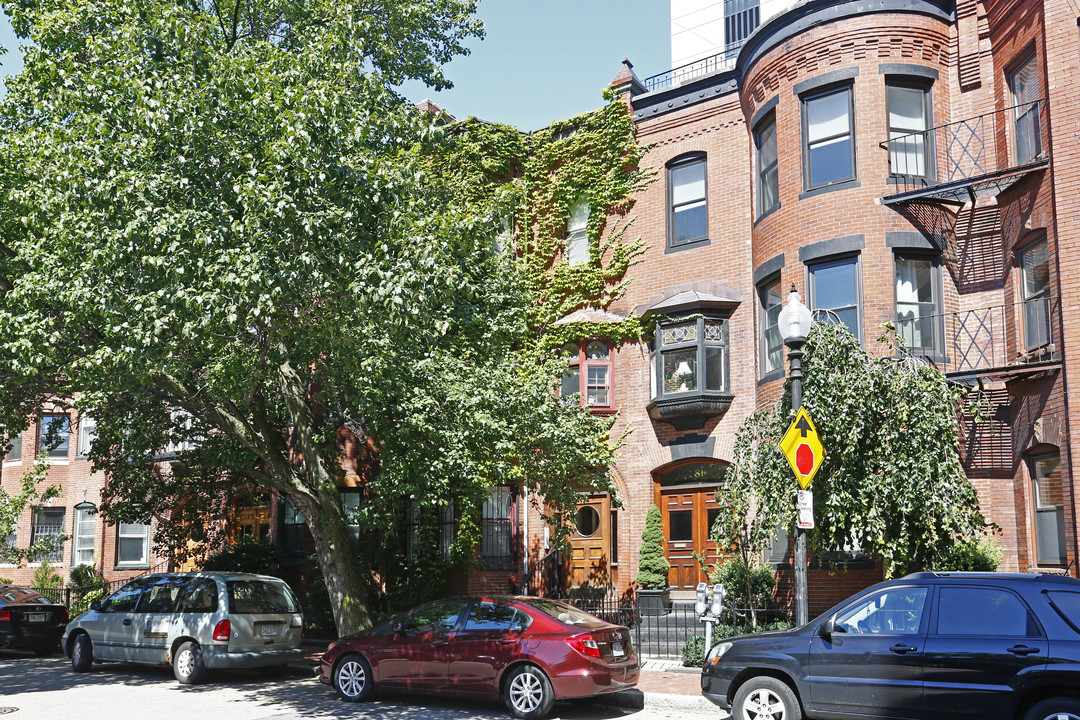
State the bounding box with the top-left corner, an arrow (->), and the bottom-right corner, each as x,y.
0,653 -> 727,720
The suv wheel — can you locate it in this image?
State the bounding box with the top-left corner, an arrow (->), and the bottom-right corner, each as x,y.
173,641 -> 206,684
1024,697 -> 1080,720
732,676 -> 801,720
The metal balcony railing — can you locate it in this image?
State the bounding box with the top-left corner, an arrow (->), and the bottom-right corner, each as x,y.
879,99 -> 1048,202
892,297 -> 1059,376
644,48 -> 739,92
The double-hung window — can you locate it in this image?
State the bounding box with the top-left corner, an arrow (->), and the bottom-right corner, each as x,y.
652,315 -> 729,400
30,508 -> 65,563
73,505 -> 96,566
565,197 -> 590,264
560,340 -> 613,410
5,432 -> 21,461
1031,453 -> 1066,565
755,113 -> 779,217
886,81 -> 932,179
1020,239 -> 1051,350
758,277 -> 783,375
894,252 -> 943,358
38,414 -> 70,460
116,522 -> 150,566
809,255 -> 861,339
667,154 -> 708,248
802,85 -> 856,190
77,415 -> 96,458
1009,53 -> 1042,165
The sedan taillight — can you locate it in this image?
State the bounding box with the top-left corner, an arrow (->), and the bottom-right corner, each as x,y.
566,632 -> 601,659
58,607 -> 70,622
0,608 -> 9,622
213,619 -> 231,642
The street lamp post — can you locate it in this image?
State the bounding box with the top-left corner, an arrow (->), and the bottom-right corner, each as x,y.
777,285 -> 813,627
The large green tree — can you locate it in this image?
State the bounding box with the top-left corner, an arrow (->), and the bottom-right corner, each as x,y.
719,323 -> 991,579
0,0 -> 621,633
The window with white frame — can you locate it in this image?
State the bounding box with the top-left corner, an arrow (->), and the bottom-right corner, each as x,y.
651,315 -> 730,400
73,505 -> 96,566
163,408 -> 197,456
802,84 -> 856,190
77,415 -> 96,458
758,277 -> 783,375
894,252 -> 943,357
667,154 -> 708,248
809,255 -> 861,339
886,81 -> 932,179
1031,453 -> 1066,565
38,414 -> 71,460
559,340 -> 613,409
1009,53 -> 1042,165
116,522 -> 150,566
754,113 -> 778,217
565,197 -> 590,264
1020,239 -> 1051,350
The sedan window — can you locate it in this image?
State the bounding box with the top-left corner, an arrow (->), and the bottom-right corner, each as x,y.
402,601 -> 468,633
835,587 -> 927,635
521,599 -> 606,628
464,603 -> 527,632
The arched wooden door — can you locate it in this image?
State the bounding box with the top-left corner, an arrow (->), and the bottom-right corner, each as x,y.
654,462 -> 726,589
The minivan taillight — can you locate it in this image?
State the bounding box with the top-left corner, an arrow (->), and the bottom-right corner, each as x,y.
0,608 -> 9,622
566,633 -> 601,659
212,619 -> 231,642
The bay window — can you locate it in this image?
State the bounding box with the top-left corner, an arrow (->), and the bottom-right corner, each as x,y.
651,314 -> 730,401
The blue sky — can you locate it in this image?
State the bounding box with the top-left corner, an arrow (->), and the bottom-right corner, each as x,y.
1,2 -> 670,131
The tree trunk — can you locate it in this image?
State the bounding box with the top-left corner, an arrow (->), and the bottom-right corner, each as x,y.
301,491 -> 376,636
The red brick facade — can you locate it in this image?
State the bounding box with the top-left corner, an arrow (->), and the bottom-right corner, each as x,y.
525,0 -> 1080,614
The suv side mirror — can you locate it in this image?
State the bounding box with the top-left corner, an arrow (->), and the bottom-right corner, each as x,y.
90,600 -> 101,611
818,617 -> 835,642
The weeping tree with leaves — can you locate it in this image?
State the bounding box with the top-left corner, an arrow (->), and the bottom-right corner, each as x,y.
717,322 -> 991,583
0,0 -> 623,635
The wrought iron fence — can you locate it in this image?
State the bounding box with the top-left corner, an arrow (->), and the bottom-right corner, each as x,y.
880,99 -> 1047,196
27,560 -> 171,616
894,297 -> 1058,374
560,596 -> 791,660
644,50 -> 738,92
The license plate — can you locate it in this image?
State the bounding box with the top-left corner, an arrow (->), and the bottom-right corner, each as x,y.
27,613 -> 47,623
612,641 -> 625,657
260,624 -> 279,637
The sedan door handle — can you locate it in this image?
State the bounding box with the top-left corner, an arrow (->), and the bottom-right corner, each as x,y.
1008,645 -> 1040,656
497,639 -> 517,645
890,643 -> 918,654
431,640 -> 449,648
122,619 -> 132,626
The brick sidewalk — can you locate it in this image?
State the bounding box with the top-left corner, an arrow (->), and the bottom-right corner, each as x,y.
637,663 -> 702,696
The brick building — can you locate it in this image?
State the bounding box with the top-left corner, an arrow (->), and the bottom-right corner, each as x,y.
528,0 -> 1079,614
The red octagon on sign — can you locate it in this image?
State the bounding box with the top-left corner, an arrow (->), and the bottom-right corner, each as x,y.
796,443 -> 815,476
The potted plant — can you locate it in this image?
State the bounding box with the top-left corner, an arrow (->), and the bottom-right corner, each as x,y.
635,505 -> 672,616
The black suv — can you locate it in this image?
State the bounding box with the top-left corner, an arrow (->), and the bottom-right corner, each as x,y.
701,572 -> 1080,720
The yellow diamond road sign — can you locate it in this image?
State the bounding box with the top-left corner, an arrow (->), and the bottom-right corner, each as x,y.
779,407 -> 825,490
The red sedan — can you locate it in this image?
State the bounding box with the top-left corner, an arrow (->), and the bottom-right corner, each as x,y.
319,595 -> 639,719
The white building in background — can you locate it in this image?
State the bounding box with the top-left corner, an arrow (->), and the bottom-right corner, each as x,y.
670,0 -> 795,69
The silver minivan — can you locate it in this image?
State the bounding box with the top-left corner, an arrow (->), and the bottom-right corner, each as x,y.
63,571 -> 305,683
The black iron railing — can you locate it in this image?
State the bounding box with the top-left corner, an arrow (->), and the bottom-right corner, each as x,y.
519,548 -> 564,598
644,49 -> 739,92
894,297 -> 1059,375
880,99 -> 1048,196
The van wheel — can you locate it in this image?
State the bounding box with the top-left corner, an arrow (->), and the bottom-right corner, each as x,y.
333,653 -> 374,702
732,676 -> 801,720
1023,697 -> 1080,720
503,665 -> 554,720
173,641 -> 206,684
71,634 -> 93,673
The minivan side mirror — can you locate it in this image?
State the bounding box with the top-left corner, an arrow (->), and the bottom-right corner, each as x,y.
818,617 -> 835,642
90,600 -> 101,611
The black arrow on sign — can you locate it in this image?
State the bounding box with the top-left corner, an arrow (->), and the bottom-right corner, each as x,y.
795,416 -> 812,437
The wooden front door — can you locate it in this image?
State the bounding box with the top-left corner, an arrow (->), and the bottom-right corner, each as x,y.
568,495 -> 610,588
659,487 -> 720,588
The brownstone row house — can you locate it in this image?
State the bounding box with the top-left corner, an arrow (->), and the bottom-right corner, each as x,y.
524,0 -> 1080,614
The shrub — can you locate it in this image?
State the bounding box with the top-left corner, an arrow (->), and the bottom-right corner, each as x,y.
711,557 -> 776,610
636,505 -> 670,590
202,536 -> 282,576
32,561 -> 62,590
70,563 -> 103,589
934,534 -> 1001,572
0,576 -> 12,585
